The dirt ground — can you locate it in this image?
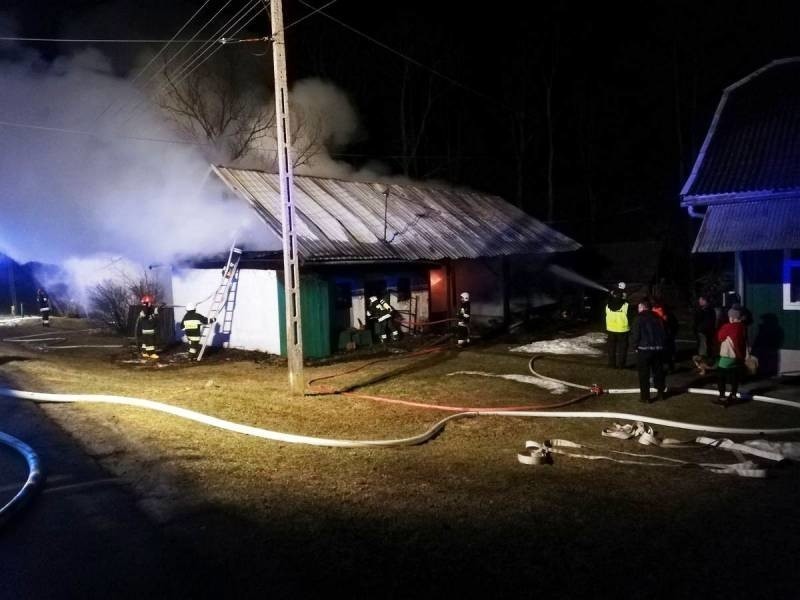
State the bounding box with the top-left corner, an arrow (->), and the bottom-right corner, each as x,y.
2,317 -> 800,598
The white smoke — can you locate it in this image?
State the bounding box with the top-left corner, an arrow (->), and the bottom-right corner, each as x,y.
0,42 -> 279,304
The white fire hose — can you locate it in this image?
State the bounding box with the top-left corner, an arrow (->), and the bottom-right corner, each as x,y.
0,431 -> 44,526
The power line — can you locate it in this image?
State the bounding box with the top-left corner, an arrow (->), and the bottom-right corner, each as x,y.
114,0 -> 264,128
0,36 -> 221,44
108,0 -> 243,124
97,0 -> 217,122
280,0 -> 338,34
0,118 -> 208,146
296,0 -> 507,111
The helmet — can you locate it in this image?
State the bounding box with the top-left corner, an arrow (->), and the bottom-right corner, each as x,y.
186,302 -> 196,311
460,292 -> 470,302
617,282 -> 626,291
141,295 -> 152,305
368,295 -> 378,303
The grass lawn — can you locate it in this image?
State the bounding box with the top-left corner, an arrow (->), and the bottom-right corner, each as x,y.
2,318 -> 800,598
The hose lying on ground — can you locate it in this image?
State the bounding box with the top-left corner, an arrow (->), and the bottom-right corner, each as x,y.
0,430 -> 44,527
527,354 -> 800,410
307,346 -> 594,411
2,329 -> 124,350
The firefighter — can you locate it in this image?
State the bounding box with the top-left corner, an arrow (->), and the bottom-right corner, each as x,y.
36,288 -> 51,327
181,303 -> 215,360
367,295 -> 399,343
457,291 -> 471,347
137,295 -> 160,359
605,282 -> 630,369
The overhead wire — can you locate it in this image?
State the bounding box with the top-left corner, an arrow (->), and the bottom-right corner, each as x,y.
113,0 -> 265,130
96,0 -> 218,122
296,0 -> 508,111
0,119 -> 208,146
108,0 -> 243,125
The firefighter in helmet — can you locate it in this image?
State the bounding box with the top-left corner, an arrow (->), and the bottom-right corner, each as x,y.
36,288 -> 51,327
367,294 -> 399,343
457,291 -> 471,347
181,303 -> 215,360
137,295 -> 160,359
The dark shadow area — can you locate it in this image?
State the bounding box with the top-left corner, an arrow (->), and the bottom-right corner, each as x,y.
140,466 -> 800,599
0,356 -> 32,366
751,313 -> 784,377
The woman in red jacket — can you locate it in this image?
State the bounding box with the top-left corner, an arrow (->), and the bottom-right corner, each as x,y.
714,306 -> 748,406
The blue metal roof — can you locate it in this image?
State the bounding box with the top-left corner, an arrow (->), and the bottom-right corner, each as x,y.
682,58 -> 800,205
692,197 -> 800,252
212,167 -> 580,262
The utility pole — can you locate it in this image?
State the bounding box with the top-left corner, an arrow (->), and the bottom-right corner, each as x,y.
268,0 -> 305,395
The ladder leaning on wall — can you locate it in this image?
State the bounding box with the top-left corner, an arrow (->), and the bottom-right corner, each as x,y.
197,243 -> 243,362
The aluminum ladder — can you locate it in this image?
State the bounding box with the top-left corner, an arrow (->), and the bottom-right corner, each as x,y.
196,244 -> 243,361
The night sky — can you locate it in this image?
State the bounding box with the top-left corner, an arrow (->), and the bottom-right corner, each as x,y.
6,0 -> 800,245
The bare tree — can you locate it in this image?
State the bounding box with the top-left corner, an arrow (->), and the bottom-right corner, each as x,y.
156,52 -> 273,163
88,273 -> 163,333
156,52 -> 327,169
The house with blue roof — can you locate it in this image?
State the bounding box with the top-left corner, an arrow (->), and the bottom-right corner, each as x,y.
681,58 -> 800,374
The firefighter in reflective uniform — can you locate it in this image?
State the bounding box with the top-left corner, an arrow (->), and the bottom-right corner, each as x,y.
457,291 -> 471,347
367,295 -> 399,343
605,282 -> 630,369
36,288 -> 51,327
137,295 -> 160,359
181,303 -> 215,360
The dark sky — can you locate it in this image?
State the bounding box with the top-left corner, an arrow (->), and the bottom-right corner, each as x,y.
7,0 -> 800,244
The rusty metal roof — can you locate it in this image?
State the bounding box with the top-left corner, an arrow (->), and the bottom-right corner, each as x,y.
213,167 -> 580,262
693,197 -> 800,252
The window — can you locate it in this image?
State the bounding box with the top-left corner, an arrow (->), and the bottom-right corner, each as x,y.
334,282 -> 352,309
784,250 -> 800,310
396,277 -> 411,301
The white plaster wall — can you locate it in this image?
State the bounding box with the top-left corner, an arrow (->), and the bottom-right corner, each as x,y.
172,268 -> 281,354
350,294 -> 366,328
779,349 -> 800,375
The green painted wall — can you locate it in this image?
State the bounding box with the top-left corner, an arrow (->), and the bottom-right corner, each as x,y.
743,251 -> 800,350
278,275 -> 332,358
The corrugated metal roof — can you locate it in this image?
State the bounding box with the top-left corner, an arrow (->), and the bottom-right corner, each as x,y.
213,167 -> 580,262
693,197 -> 800,252
682,58 -> 800,203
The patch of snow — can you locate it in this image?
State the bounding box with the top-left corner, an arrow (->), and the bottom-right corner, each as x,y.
0,316 -> 39,327
510,332 -> 606,356
447,371 -> 568,394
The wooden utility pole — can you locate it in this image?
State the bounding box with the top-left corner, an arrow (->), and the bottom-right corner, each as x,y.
268,0 -> 305,395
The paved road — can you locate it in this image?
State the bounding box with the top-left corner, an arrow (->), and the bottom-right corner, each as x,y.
0,376 -> 197,599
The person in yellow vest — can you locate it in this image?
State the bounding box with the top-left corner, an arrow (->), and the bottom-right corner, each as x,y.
605,282 -> 630,369
181,303 -> 215,360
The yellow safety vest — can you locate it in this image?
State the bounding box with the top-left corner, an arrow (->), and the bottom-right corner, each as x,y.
605,303 -> 630,333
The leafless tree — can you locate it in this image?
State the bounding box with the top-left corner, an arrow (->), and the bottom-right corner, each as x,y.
155,52 -> 326,168
88,273 -> 163,333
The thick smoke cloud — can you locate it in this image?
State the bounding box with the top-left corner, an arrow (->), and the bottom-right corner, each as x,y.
0,45 -> 275,267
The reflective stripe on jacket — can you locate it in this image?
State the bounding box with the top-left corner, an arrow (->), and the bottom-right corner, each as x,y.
605,303 -> 629,333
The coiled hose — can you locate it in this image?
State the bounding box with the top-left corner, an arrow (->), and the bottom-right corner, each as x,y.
0,431 -> 44,527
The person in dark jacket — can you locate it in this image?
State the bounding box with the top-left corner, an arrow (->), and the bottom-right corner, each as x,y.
456,291 -> 471,347
36,288 -> 51,327
631,298 -> 667,403
652,298 -> 679,373
692,294 -> 717,375
605,283 -> 630,369
181,303 -> 215,360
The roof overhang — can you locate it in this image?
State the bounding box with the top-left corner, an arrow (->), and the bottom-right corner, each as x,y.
692,198 -> 800,252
